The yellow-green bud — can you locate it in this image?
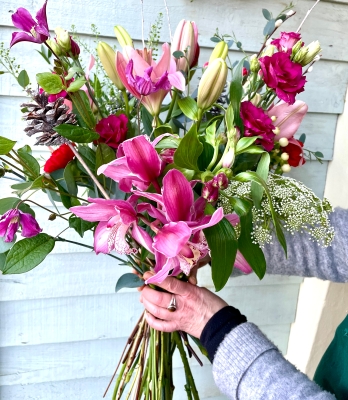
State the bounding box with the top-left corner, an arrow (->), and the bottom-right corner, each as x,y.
249,54 -> 260,73
261,44 -> 276,57
54,27 -> 71,52
97,42 -> 125,90
249,93 -> 261,107
293,41 -> 321,66
46,39 -> 62,56
114,25 -> 134,48
209,41 -> 228,63
197,58 -> 228,111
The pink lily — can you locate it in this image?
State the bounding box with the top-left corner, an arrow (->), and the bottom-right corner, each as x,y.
97,135 -> 163,193
70,198 -> 152,255
267,100 -> 308,141
116,43 -> 185,116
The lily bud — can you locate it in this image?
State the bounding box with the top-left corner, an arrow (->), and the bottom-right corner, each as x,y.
197,58 -> 228,111
281,164 -> 291,173
46,38 -> 62,56
114,25 -> 134,48
221,148 -> 235,168
279,137 -> 289,147
209,41 -> 228,63
249,54 -> 260,73
97,42 -> 125,90
172,20 -> 199,72
55,27 -> 71,52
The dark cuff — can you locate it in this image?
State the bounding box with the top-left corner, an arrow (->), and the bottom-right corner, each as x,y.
200,305 -> 247,362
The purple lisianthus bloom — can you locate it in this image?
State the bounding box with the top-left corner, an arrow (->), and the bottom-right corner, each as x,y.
240,101 -> 276,151
0,209 -> 42,242
271,32 -> 302,54
259,52 -> 306,105
10,0 -> 50,47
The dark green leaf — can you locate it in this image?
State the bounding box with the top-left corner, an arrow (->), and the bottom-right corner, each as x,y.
115,273 -> 144,292
54,124 -> 99,143
0,236 -> 15,254
17,147 -> 40,177
263,19 -> 276,36
229,196 -> 253,216
141,107 -> 153,135
0,197 -> 35,216
153,124 -> 173,138
36,72 -> 64,94
69,215 -> 96,238
210,37 -> 221,43
204,218 -> 238,291
315,151 -> 324,158
233,153 -> 261,174
96,143 -> 116,171
17,69 -> 30,88
69,90 -> 96,130
229,58 -> 245,133
198,140 -> 214,171
2,233 -> 55,274
64,163 -> 78,196
11,182 -> 33,196
77,146 -> 96,173
251,152 -> 270,209
0,252 -> 7,271
155,136 -> 180,149
236,41 -> 242,49
172,117 -> 186,131
50,171 -> 72,209
262,8 -> 272,21
238,211 -> 266,279
66,77 -> 87,92
173,50 -> 185,59
0,136 -> 16,155
174,123 -> 203,171
298,133 -> 306,144
177,97 -> 198,120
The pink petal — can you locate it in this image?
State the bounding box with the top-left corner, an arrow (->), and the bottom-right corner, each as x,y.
10,31 -> 41,46
19,211 -> 42,237
153,43 -> 171,78
70,202 -> 117,222
11,7 -> 36,32
116,51 -> 141,98
225,213 -> 240,226
163,169 -> 193,222
168,71 -> 186,91
190,207 -> 224,234
145,255 -> 179,284
35,0 -> 49,35
235,251 -> 253,274
137,203 -> 167,224
129,47 -> 151,76
153,221 -> 191,257
94,221 -> 110,254
132,224 -> 153,253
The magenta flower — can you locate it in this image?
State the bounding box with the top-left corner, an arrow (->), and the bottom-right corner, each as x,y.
271,32 -> 302,54
0,209 -> 42,242
95,114 -> 128,149
116,43 -> 185,116
134,169 -> 224,283
97,135 -> 163,192
10,1 -> 50,47
240,101 -> 276,151
259,52 -> 306,105
70,198 -> 152,255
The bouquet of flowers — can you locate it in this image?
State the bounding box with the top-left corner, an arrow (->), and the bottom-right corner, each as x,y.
0,0 -> 335,399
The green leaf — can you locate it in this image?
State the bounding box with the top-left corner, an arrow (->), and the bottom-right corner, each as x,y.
0,197 -> 35,216
13,176 -> 44,196
17,69 -> 30,88
17,147 -> 40,177
315,151 -> 324,158
141,107 -> 153,135
77,146 -> 96,173
69,90 -> 96,130
36,72 -> 64,94
63,163 -> 78,196
263,19 -> 276,36
0,236 -> 15,254
96,143 -> 116,171
54,124 -> 99,143
67,77 -> 87,92
229,58 -> 245,132
298,133 -> 306,144
205,121 -> 217,147
235,137 -> 260,154
49,171 -> 73,209
262,8 -> 272,21
204,218 -> 238,291
251,152 -> 270,208
233,153 -> 261,174
173,50 -> 185,59
0,252 -> 7,271
210,37 -> 221,43
65,66 -> 84,80
174,124 -> 203,172
229,196 -> 253,216
69,215 -> 96,238
177,97 -> 198,121
234,171 -> 287,255
198,139 -> 214,171
2,233 -> 55,274
0,136 -> 16,155
153,124 -> 173,138
154,136 -> 180,149
115,273 -> 144,292
238,211 -> 266,279
241,145 -> 265,154
225,104 -> 235,134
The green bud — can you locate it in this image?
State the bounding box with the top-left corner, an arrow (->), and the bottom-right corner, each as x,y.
54,27 -> 71,52
217,167 -> 233,179
249,54 -> 260,72
97,42 -> 125,90
209,41 -> 228,63
114,25 -> 134,48
46,39 -> 62,56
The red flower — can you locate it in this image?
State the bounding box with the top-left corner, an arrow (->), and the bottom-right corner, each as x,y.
95,114 -> 128,149
44,144 -> 75,173
240,101 -> 276,151
282,139 -> 306,167
259,52 -> 306,105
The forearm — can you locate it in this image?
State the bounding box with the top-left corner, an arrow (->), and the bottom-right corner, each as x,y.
263,207 -> 348,282
212,323 -> 336,400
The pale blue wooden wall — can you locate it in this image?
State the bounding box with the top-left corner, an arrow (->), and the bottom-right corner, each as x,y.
1,0 -> 348,399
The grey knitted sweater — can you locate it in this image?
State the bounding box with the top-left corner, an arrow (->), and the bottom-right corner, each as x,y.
213,208 -> 348,399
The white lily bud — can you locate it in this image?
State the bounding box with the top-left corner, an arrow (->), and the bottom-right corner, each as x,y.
279,137 -> 289,147
281,152 -> 289,161
281,164 -> 291,173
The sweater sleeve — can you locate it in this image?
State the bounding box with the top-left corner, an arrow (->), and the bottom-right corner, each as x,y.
212,322 -> 337,400
263,207 -> 348,282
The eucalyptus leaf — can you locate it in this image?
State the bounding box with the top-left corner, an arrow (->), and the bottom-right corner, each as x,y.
174,123 -> 203,171
263,19 -> 276,36
64,163 -> 78,196
69,90 -> 96,130
210,37 -> 221,43
299,133 -> 306,144
54,124 -> 99,143
315,151 -> 324,158
141,107 -> 153,135
2,233 -> 55,274
262,8 -> 272,21
173,50 -> 185,59
178,97 -> 198,121
17,69 -> 30,88
0,136 -> 16,155
115,273 -> 144,292
36,72 -> 64,94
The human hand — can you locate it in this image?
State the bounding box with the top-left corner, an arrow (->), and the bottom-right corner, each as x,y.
140,272 -> 228,338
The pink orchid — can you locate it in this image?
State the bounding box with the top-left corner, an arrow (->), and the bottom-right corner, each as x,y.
97,135 -> 163,192
134,169 -> 224,283
267,100 -> 308,141
70,197 -> 152,255
116,43 -> 186,116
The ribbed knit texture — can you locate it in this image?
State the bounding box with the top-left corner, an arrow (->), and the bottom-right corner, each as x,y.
212,208 -> 348,399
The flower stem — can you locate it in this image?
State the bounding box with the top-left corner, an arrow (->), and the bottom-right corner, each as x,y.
19,199 -> 69,221
67,143 -> 110,199
165,90 -> 178,123
122,90 -> 130,117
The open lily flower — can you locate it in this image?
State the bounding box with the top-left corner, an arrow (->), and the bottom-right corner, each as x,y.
70,198 -> 152,255
116,43 -> 185,116
98,135 -> 163,192
10,0 -> 50,47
